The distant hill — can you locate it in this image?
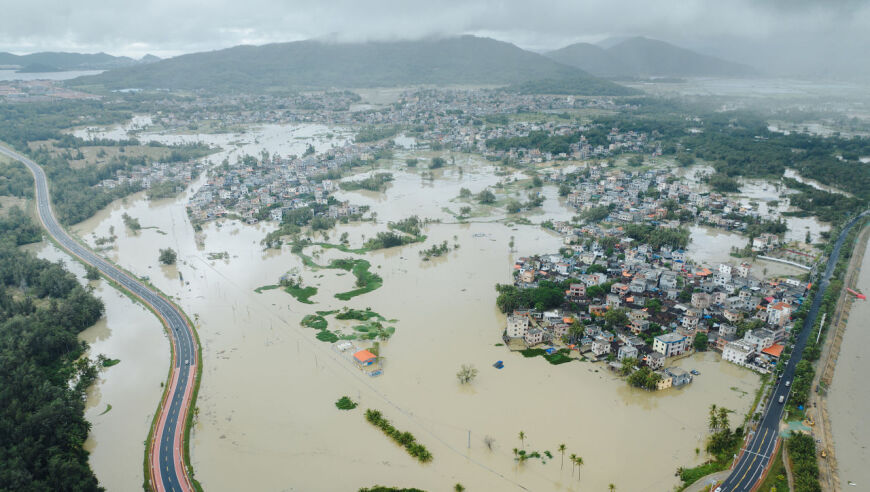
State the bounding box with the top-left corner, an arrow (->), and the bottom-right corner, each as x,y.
70,36 -> 634,94
16,63 -> 64,73
546,37 -> 756,78
0,51 -> 148,71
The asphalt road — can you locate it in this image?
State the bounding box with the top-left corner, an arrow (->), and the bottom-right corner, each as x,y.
1,144 -> 198,492
718,211 -> 868,492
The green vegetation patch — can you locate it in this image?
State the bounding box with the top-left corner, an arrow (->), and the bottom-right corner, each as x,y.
364,409 -> 433,463
316,331 -> 339,343
301,314 -> 329,330
786,432 -> 822,492
101,358 -> 121,368
335,396 -> 358,410
339,172 -> 394,192
284,284 -> 318,304
358,487 -> 425,492
352,322 -> 396,340
756,443 -> 788,492
520,348 -> 573,365
335,308 -> 385,322
677,462 -> 726,490
335,260 -> 383,300
0,223 -> 106,489
254,284 -> 280,293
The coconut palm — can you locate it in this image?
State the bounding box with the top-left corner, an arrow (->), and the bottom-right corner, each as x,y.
609,483 -> 616,491
569,453 -> 577,475
718,407 -> 730,431
708,404 -> 719,431
574,456 -> 584,482
558,443 -> 567,469
518,431 -> 526,449
454,484 -> 465,492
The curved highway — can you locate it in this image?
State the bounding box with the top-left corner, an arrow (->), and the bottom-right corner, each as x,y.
718,211 -> 868,492
1,144 -> 199,492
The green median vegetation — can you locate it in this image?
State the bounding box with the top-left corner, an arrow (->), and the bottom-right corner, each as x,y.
786,432 -> 822,492
364,409 -> 433,463
756,444 -> 788,492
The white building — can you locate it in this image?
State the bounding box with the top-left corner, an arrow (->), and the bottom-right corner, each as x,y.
766,302 -> 793,328
592,336 -> 611,357
744,328 -> 775,352
506,315 -> 530,338
617,344 -> 639,361
653,332 -> 688,358
723,340 -> 756,366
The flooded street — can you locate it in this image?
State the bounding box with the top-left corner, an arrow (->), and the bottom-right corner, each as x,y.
65,130 -> 764,490
828,236 -> 870,488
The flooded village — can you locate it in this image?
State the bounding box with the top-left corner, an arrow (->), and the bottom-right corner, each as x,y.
49,87 -> 836,491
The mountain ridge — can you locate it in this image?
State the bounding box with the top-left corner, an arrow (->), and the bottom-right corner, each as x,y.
69,36 -> 634,94
546,36 -> 756,78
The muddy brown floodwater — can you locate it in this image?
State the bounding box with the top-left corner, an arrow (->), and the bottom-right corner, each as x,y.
68,126 -> 762,491
827,237 -> 870,488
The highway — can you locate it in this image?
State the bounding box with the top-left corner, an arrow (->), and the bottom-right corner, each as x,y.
718,211 -> 868,492
0,144 -> 198,492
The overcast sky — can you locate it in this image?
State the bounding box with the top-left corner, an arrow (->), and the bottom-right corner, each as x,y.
3,0 -> 869,76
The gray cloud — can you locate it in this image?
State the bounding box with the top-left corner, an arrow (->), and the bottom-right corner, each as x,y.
2,0 -> 868,77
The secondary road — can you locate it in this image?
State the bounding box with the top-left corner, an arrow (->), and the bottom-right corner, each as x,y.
0,144 -> 198,492
718,211 -> 868,492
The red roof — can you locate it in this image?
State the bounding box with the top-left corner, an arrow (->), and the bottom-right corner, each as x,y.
762,344 -> 785,358
353,350 -> 377,363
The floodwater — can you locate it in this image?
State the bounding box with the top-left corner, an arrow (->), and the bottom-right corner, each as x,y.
0,69 -> 103,81
735,178 -> 830,244
783,169 -> 853,198
828,237 -> 870,488
28,241 -> 168,491
71,140 -> 763,491
687,225 -> 746,266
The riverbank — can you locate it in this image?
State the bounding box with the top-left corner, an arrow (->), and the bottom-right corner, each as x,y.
824,223 -> 870,490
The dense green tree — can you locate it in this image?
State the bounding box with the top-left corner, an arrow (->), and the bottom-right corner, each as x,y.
158,248 -> 177,265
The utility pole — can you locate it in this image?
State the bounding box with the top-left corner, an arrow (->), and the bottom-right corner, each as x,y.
816,313 -> 826,345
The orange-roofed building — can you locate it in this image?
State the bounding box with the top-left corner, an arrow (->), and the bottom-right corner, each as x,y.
762,344 -> 784,358
353,350 -> 377,366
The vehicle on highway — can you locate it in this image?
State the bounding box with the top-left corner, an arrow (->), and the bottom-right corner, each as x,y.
185,359 -> 189,365
778,395 -> 785,404
785,380 -> 791,387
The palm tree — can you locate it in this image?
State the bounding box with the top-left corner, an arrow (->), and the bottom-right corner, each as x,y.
569,453 -> 577,475
454,484 -> 465,492
574,456 -> 584,482
718,407 -> 730,431
518,431 -> 526,449
558,443 -> 567,469
609,483 -> 616,491
708,404 -> 719,432
513,448 -> 519,460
